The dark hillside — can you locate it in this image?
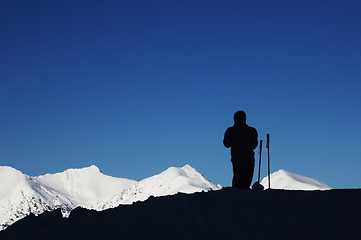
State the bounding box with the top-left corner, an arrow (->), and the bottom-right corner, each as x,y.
2,188 -> 361,240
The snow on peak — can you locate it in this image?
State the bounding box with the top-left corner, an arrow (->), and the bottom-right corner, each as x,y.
0,166 -> 74,231
158,164 -> 204,180
34,166 -> 136,210
0,164 -> 220,231
0,166 -> 28,201
155,164 -> 219,192
260,169 -> 332,191
40,165 -> 102,177
0,165 -> 23,174
106,165 -> 221,205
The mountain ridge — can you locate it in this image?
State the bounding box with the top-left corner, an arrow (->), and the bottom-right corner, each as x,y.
0,164 -> 219,231
2,188 -> 360,240
0,165 -> 332,231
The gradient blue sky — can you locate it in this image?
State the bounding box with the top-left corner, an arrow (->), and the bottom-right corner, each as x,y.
1,1 -> 361,188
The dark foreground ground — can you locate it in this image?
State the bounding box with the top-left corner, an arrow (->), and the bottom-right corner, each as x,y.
1,188 -> 361,240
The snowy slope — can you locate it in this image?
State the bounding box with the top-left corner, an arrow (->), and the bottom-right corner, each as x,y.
260,169 -> 332,190
0,166 -> 72,231
34,165 -> 136,210
108,164 -> 220,205
0,164 -> 220,231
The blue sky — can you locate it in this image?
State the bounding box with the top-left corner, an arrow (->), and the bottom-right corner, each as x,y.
1,1 -> 361,188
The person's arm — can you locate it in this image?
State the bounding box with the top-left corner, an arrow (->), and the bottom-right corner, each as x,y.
223,128 -> 232,148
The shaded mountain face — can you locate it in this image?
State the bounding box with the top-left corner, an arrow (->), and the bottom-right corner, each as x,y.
260,169 -> 332,190
0,165 -> 220,231
2,188 -> 361,240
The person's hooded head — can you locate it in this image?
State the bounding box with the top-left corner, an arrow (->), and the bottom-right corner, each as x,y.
233,110 -> 246,124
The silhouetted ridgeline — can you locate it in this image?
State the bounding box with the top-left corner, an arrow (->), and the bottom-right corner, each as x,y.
2,188 -> 361,240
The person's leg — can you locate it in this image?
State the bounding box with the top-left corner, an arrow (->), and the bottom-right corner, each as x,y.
232,164 -> 241,188
233,161 -> 255,189
242,161 -> 255,189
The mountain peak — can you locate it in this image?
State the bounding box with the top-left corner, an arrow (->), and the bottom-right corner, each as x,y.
261,169 -> 332,190
161,164 -> 199,178
0,166 -> 28,201
181,164 -> 194,170
61,165 -> 101,174
84,165 -> 101,171
0,166 -> 25,178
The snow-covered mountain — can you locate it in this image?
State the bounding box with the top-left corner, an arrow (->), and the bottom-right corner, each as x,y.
0,165 -> 332,231
0,164 -> 220,231
260,169 -> 332,190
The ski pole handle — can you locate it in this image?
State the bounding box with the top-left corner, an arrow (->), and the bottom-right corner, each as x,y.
266,133 -> 271,189
266,134 -> 270,148
258,140 -> 263,182
259,140 -> 263,153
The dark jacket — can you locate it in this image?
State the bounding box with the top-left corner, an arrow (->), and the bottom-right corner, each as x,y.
223,122 -> 258,164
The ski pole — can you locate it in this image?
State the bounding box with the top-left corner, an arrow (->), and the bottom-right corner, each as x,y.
266,134 -> 271,189
257,140 -> 263,183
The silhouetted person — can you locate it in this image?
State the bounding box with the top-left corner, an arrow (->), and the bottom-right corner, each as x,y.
223,111 -> 258,189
